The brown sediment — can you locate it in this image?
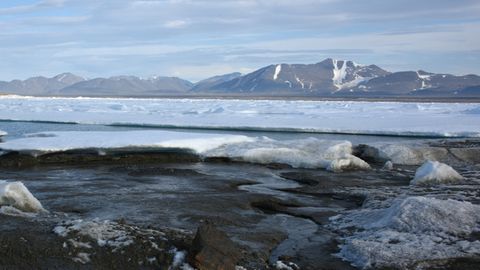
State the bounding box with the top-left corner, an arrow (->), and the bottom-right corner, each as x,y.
0,149 -> 201,168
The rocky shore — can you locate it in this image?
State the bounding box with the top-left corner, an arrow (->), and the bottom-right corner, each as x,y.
0,138 -> 479,269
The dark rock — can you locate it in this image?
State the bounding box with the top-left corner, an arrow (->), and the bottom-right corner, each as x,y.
188,222 -> 242,270
450,147 -> 480,164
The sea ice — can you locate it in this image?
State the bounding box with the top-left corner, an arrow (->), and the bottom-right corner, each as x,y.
0,130 -> 6,137
0,180 -> 45,213
330,196 -> 480,269
0,96 -> 479,138
411,160 -> 463,186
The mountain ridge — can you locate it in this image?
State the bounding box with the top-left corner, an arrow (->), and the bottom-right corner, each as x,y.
0,58 -> 479,98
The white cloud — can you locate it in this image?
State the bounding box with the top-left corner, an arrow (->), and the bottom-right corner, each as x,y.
0,0 -> 65,14
53,44 -> 200,57
163,19 -> 189,29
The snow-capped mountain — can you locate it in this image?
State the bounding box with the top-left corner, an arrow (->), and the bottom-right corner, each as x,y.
202,58 -> 480,97
208,58 -> 389,94
350,70 -> 480,96
0,59 -> 479,97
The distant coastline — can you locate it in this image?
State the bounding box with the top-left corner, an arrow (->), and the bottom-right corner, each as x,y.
2,93 -> 480,103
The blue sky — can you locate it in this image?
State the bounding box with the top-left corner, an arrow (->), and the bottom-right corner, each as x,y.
0,0 -> 479,82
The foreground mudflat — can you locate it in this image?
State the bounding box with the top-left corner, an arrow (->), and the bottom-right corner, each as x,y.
0,135 -> 479,269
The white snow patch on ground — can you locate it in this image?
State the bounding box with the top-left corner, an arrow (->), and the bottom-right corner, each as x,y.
73,252 -> 91,264
0,180 -> 46,214
330,196 -> 480,269
53,219 -> 138,250
274,64 -> 282,80
411,161 -> 463,186
169,249 -> 195,270
274,260 -> 299,270
0,96 -> 479,137
274,260 -> 300,270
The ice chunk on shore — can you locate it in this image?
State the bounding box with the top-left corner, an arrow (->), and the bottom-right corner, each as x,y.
411,161 -> 463,186
359,143 -> 448,165
382,161 -> 393,170
330,196 -> 480,269
327,154 -> 370,172
0,181 -> 45,213
204,137 -> 370,171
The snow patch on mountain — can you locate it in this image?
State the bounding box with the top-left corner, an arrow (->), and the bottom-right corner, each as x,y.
295,75 -> 305,89
274,64 -> 282,80
332,60 -> 348,89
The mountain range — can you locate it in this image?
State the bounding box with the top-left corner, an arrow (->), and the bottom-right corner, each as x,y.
1,58 -> 479,98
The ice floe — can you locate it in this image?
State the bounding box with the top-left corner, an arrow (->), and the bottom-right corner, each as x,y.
0,180 -> 45,214
0,130 -> 6,137
330,196 -> 480,269
411,161 -> 463,186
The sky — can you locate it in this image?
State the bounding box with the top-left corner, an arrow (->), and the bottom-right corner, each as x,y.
0,0 -> 479,82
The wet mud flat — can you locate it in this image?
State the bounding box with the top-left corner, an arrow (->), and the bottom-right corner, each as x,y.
0,143 -> 479,269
